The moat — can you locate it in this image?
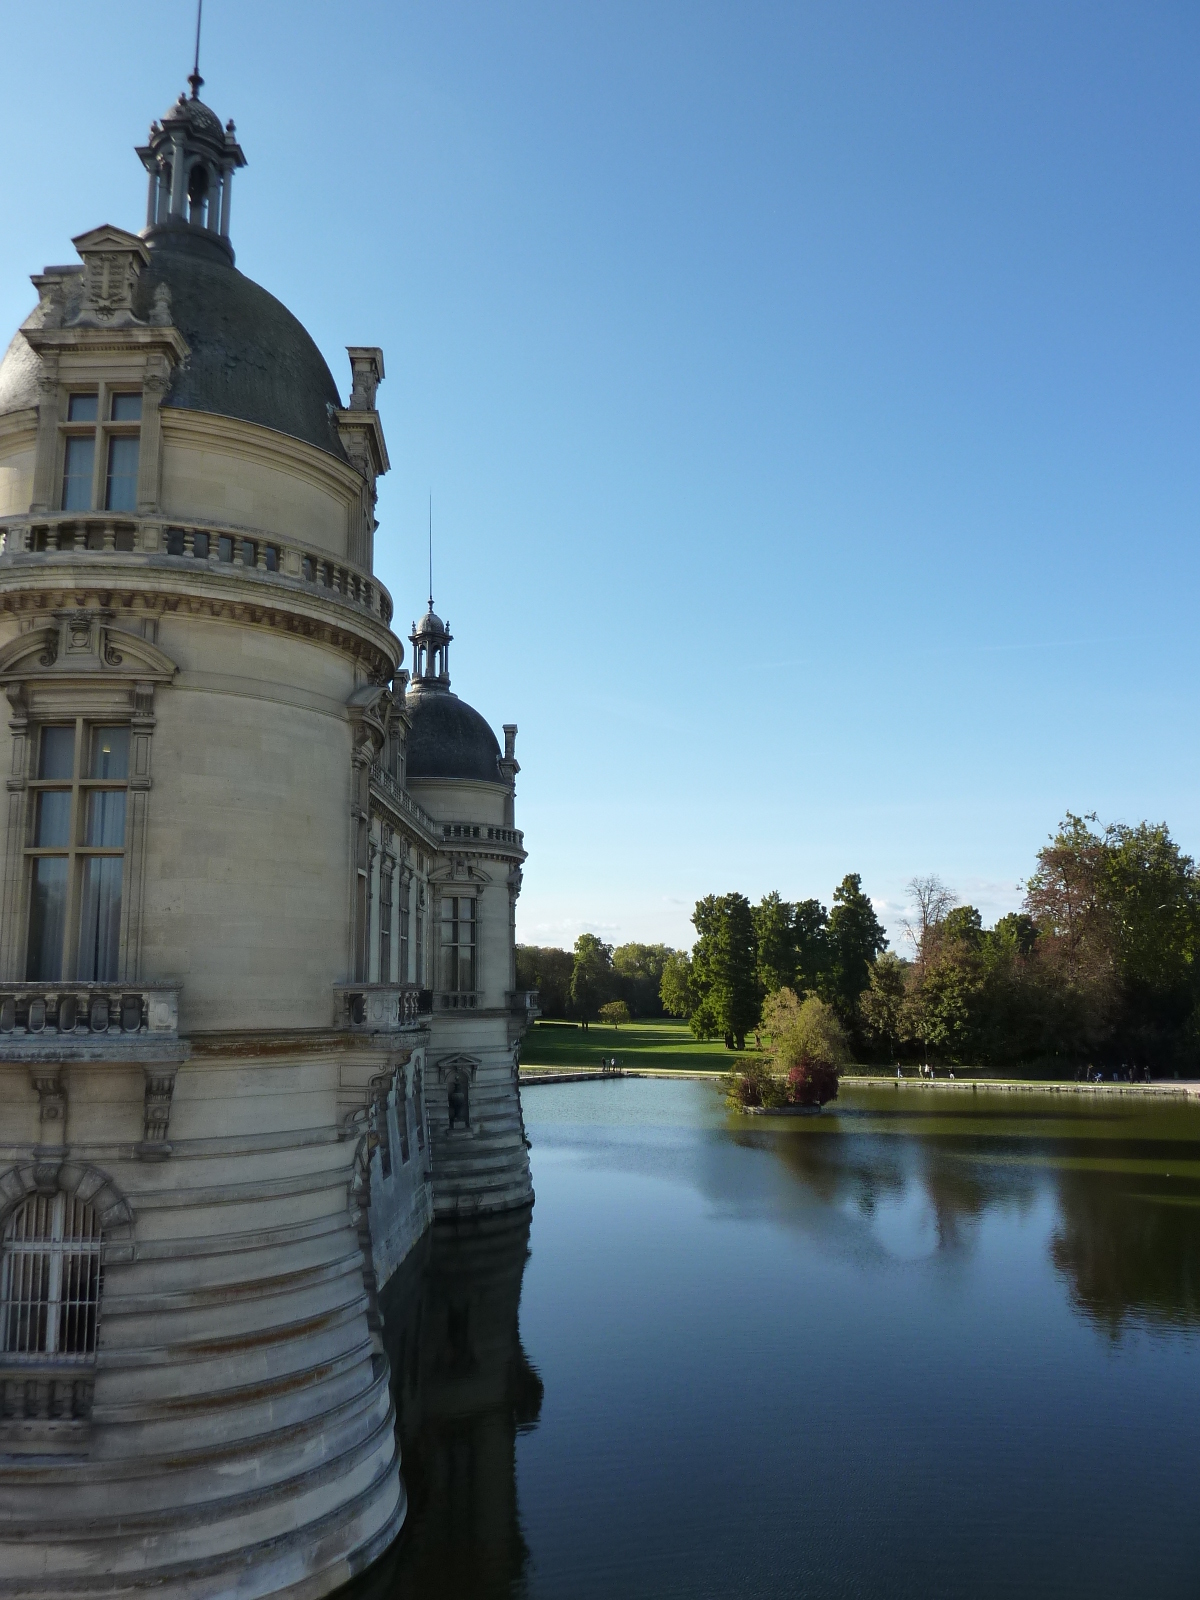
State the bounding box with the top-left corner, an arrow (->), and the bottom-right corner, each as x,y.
347,1078 -> 1200,1600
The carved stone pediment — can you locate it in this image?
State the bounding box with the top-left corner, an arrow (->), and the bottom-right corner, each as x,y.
435,1052 -> 480,1084
69,226 -> 150,326
0,615 -> 176,719
429,856 -> 493,885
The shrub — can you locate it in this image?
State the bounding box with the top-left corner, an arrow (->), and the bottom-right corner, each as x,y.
785,1053 -> 841,1107
723,1058 -> 784,1110
598,999 -> 631,1027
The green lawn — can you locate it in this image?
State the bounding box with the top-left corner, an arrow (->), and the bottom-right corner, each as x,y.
520,1017 -> 737,1074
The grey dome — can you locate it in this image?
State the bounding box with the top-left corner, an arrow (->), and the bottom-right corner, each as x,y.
406,691 -> 503,784
0,234 -> 347,461
161,93 -> 225,142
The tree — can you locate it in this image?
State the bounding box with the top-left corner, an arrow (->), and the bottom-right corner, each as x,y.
762,988 -> 850,1068
515,945 -> 574,1019
612,943 -> 673,1017
794,898 -> 830,994
903,875 -> 957,974
753,893 -> 796,995
822,873 -> 888,1027
569,934 -> 613,1029
660,950 -> 695,1018
690,892 -> 760,1049
598,999 -> 631,1027
760,988 -> 847,1106
859,952 -> 909,1061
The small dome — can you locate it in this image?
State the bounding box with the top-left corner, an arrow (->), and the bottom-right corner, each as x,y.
162,93 -> 225,144
413,609 -> 447,640
406,691 -> 503,784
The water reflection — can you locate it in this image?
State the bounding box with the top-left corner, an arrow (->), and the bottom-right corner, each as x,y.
348,1209 -> 541,1600
745,1090 -> 1200,1330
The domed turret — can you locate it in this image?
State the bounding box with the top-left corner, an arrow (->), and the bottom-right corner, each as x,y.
406,603 -> 505,783
137,70 -> 246,267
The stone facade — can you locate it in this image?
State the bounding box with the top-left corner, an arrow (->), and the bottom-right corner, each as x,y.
0,77 -> 533,1599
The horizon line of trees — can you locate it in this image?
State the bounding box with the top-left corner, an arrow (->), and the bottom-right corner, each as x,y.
519,812 -> 1200,1072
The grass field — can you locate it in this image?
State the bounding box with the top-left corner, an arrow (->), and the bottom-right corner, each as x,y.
520,1017 -> 737,1074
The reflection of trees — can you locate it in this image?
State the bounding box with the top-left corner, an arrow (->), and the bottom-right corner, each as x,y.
737,1112 -> 1043,1255
348,1208 -> 542,1600
1051,1171 -> 1200,1336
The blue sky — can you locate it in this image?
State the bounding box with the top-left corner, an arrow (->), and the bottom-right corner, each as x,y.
2,1 -> 1198,953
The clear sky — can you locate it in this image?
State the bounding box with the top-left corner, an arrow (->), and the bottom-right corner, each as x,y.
2,1 -> 1198,953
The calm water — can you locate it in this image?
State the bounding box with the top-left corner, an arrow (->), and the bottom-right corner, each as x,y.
353,1079 -> 1200,1600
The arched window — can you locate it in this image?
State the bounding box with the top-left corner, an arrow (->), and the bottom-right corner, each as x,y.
0,1194 -> 102,1360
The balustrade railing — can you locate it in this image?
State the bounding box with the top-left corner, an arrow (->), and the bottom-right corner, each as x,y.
0,984 -> 179,1040
434,991 -> 479,1011
334,983 -> 432,1031
0,513 -> 393,627
369,762 -> 441,840
440,820 -> 524,849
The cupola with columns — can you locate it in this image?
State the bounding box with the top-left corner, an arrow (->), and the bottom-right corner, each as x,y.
410,604 -> 452,687
137,70 -> 246,264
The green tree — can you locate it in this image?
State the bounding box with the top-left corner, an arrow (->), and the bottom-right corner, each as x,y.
794,897 -> 830,994
612,943 -> 673,1017
753,893 -> 796,995
821,874 -> 888,1027
659,950 -> 695,1018
598,999 -> 631,1027
858,951 -> 909,1061
515,945 -> 574,1019
569,934 -> 613,1029
690,892 -> 760,1049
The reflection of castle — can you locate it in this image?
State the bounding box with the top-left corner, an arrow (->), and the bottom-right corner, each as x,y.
0,68 -> 535,1598
350,1213 -> 543,1600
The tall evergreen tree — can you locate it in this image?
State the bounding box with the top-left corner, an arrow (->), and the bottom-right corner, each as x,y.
822,874 -> 888,1026
690,892 -> 760,1049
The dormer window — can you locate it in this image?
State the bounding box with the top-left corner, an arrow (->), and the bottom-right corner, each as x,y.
59,390 -> 142,514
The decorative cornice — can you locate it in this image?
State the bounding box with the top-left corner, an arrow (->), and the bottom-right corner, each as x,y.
0,571 -> 400,681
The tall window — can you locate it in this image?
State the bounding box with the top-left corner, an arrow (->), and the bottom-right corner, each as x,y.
399,885 -> 410,985
440,896 -> 477,992
0,1194 -> 103,1360
26,723 -> 130,982
415,891 -> 425,985
60,390 -> 142,513
380,867 -> 393,983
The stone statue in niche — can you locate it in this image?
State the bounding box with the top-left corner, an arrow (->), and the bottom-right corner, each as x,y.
447,1072 -> 469,1131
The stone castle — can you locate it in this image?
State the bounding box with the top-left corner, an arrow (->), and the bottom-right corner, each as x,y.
0,69 -> 536,1598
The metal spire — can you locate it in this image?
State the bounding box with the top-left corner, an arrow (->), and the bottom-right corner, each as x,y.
428,495 -> 434,612
188,0 -> 204,98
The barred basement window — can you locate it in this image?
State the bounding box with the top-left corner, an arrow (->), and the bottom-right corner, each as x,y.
0,1194 -> 103,1360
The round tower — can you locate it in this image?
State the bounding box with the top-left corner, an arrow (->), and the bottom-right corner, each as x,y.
405,605 -> 536,1218
0,76 -> 431,1598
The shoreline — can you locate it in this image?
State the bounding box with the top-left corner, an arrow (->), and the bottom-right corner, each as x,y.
519,1066 -> 1200,1099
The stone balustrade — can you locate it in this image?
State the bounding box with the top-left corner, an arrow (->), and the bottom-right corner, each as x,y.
506,989 -> 541,1019
433,991 -> 480,1011
0,512 -> 393,627
369,762 -> 441,843
440,820 -> 525,850
335,983 -> 432,1031
0,983 -> 179,1041
0,1368 -> 95,1426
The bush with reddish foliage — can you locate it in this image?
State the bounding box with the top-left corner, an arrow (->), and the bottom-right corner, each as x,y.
785,1053 -> 840,1107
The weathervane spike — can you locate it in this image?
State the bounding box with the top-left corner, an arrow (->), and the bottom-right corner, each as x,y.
188,0 -> 204,99
428,496 -> 434,612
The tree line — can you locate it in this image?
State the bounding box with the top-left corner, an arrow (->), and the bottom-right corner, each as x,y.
520,813 -> 1200,1072
515,939 -> 675,1027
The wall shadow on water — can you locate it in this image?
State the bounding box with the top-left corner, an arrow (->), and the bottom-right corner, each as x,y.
343,1208 -> 542,1600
